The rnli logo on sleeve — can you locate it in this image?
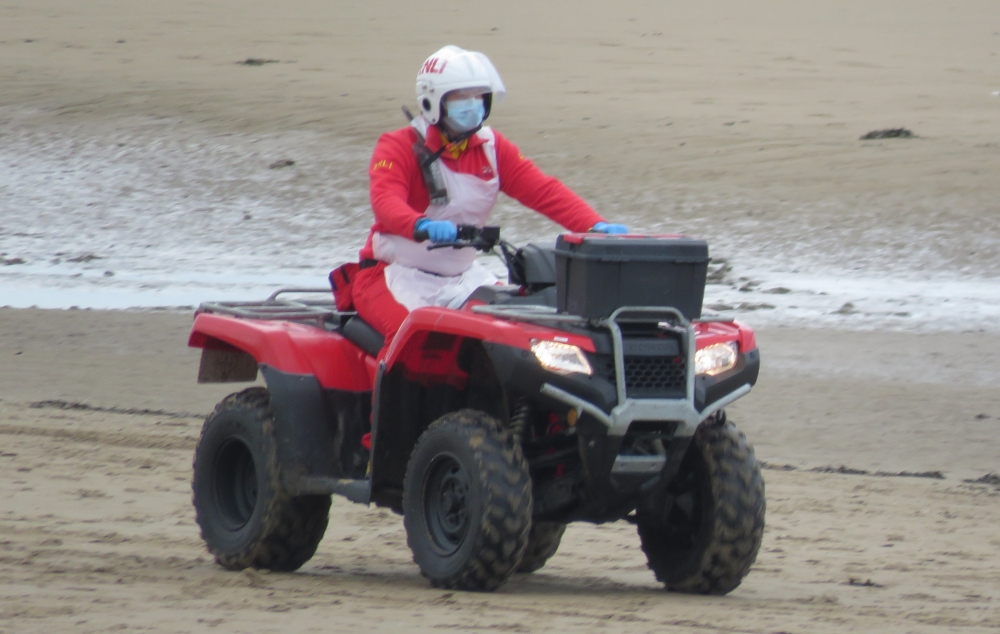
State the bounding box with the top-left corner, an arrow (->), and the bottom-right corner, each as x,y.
420,58 -> 449,75
371,159 -> 393,172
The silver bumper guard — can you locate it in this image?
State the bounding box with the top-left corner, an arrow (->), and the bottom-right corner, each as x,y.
540,306 -> 751,437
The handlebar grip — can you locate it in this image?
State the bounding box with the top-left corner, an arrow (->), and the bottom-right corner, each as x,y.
413,229 -> 430,243
427,242 -> 463,250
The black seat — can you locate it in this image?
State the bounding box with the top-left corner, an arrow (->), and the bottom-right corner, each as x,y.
464,283 -> 559,309
518,243 -> 557,289
341,316 -> 385,357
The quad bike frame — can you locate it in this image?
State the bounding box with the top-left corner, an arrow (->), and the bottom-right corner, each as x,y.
189,287 -> 759,524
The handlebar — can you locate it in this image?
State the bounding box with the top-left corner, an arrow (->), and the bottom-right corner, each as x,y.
403,224 -> 538,291
416,224 -> 502,253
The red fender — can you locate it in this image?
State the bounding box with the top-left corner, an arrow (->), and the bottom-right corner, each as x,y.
382,308 -> 757,381
380,307 -> 597,388
693,320 -> 757,353
188,313 -> 373,392
386,307 -> 596,361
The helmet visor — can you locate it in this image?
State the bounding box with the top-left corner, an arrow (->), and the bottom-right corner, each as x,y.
444,86 -> 491,102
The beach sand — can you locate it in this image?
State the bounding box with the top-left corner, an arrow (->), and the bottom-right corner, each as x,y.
1,311 -> 998,633
2,1 -> 1000,631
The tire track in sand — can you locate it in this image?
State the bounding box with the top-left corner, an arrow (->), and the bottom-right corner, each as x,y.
0,423 -> 195,452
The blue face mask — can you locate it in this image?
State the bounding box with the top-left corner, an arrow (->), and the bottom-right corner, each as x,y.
443,97 -> 485,134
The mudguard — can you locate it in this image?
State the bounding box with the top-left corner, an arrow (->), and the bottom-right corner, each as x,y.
189,312 -> 375,391
260,366 -> 371,487
189,313 -> 374,488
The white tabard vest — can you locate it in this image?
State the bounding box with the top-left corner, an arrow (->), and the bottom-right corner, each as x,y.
371,124 -> 501,311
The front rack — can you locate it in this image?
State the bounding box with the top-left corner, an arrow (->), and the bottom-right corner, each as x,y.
470,304 -> 588,325
198,288 -> 345,326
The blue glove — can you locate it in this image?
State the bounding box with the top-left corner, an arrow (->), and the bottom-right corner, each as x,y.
591,221 -> 628,234
415,218 -> 457,243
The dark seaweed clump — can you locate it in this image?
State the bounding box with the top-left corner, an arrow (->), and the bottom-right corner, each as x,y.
860,128 -> 915,140
965,473 -> 1000,487
237,58 -> 280,66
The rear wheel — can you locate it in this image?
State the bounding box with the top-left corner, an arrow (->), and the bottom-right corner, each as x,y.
636,417 -> 765,594
192,387 -> 331,572
403,409 -> 532,591
516,522 -> 566,573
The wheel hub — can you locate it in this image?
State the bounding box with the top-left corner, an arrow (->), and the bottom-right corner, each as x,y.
424,456 -> 471,555
214,438 -> 258,530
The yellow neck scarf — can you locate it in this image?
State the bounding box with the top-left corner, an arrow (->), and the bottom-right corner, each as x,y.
441,130 -> 468,160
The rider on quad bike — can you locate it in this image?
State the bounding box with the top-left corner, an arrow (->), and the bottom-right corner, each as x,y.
185,47 -> 765,596
348,45 -> 628,344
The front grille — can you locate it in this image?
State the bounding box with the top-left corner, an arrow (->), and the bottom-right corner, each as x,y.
591,345 -> 687,399
623,355 -> 686,397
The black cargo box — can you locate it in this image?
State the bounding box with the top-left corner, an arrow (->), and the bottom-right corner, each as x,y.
554,234 -> 709,320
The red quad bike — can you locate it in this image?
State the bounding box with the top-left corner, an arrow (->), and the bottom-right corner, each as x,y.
188,226 -> 765,594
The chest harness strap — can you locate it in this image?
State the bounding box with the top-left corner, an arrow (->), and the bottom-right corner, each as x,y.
402,106 -> 449,206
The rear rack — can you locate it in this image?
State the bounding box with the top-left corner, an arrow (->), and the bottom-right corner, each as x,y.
198,288 -> 347,327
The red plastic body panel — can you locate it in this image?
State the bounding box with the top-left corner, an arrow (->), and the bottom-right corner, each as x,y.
382,306 -> 600,387
693,319 -> 757,354
188,313 -> 373,392
188,309 -> 757,392
385,307 -> 595,362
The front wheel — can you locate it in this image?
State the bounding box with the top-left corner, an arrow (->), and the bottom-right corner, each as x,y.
403,410 -> 532,591
192,387 -> 331,572
636,417 -> 765,594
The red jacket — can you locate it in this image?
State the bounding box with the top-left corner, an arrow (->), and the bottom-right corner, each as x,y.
360,124 -> 605,260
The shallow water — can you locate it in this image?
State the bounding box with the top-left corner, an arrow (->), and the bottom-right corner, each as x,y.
2,112 -> 997,331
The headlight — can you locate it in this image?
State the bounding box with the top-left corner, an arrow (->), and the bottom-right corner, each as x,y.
695,342 -> 739,376
531,340 -> 593,376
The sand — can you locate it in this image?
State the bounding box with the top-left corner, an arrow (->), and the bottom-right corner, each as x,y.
1,311 -> 998,633
2,1 -> 1000,632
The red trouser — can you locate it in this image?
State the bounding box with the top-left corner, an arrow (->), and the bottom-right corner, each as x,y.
352,261 -> 410,344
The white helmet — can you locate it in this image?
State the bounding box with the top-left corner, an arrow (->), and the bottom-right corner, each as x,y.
415,45 -> 506,125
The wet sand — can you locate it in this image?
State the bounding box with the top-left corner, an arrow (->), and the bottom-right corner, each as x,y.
3,0 -> 1000,279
